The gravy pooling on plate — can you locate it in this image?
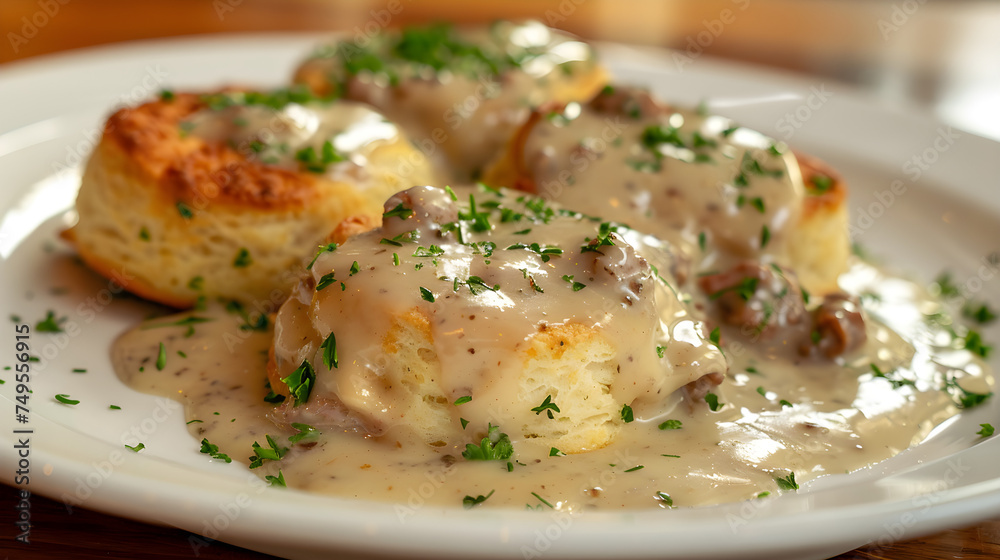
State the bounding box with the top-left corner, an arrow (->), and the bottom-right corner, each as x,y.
112,185 -> 993,510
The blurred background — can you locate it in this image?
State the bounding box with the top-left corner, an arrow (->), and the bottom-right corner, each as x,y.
2,0 -> 1000,141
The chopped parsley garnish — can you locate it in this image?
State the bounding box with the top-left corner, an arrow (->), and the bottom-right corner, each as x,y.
963,303 -> 998,324
315,272 -> 339,291
530,492 -> 554,509
624,465 -> 644,472
463,489 -> 495,509
265,470 -> 287,487
55,394 -> 79,405
460,418 -> 470,429
462,276 -> 499,295
531,395 -> 560,419
870,363 -> 914,389
224,300 -> 268,332
756,386 -> 768,397
580,222 -> 617,254
709,276 -> 758,302
698,231 -> 707,252
978,423 -> 995,438
655,345 -> 666,358
807,174 -> 833,195
775,472 -> 799,491
199,439 -> 233,463
289,423 -> 320,444
176,201 -> 194,219
155,342 -> 167,371
233,248 -> 253,268
295,140 -> 345,173
281,360 -> 316,406
655,492 -> 674,507
561,274 -> 586,291
704,392 -> 723,411
380,230 -> 417,246
142,316 -> 212,331
35,310 -> 65,333
125,443 -> 145,452
462,424 -> 513,461
549,447 -> 565,457
620,404 -> 635,423
349,261 -> 360,276
383,203 -> 414,220
420,287 -> 435,302
962,329 -> 993,358
945,377 -> 993,409
249,435 -> 289,469
109,405 -> 121,410
307,242 -> 338,270
159,89 -> 175,101
709,327 -> 721,347
454,395 -> 472,405
750,197 -> 766,213
506,242 -> 563,262
658,419 -> 682,430
760,225 -> 771,249
320,332 -> 339,369
933,272 -> 962,298
187,419 -> 203,424
139,227 -> 151,241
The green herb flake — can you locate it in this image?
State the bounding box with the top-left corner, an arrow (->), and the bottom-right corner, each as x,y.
658,419 -> 682,430
35,310 -> 66,333
125,443 -> 145,452
709,327 -> 721,347
531,395 -> 560,419
454,395 -> 472,405
281,360 -> 316,406
187,419 -> 203,424
461,424 -> 514,461
289,423 -> 320,444
266,470 -> 287,487
176,201 -> 194,219
321,332 -> 339,369
383,203 -> 414,220
139,226 -> 151,241
963,303 -> 998,324
249,434 -> 289,469
624,465 -> 644,472
705,392 -> 723,411
655,345 -> 666,359
109,405 -> 121,410
463,489 -> 495,509
655,492 -> 674,507
420,287 -> 435,302
963,330 -> 993,358
55,394 -> 79,405
155,342 -> 167,371
620,404 -> 635,423
233,248 -> 253,268
977,423 -> 995,437
775,472 -> 799,491
307,242 -> 338,270
199,438 -> 232,463
760,225 -> 771,248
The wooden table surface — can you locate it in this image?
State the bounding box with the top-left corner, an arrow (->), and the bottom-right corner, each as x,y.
2,1 -> 999,558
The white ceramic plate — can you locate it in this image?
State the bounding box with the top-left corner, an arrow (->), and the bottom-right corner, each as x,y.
1,34 -> 999,560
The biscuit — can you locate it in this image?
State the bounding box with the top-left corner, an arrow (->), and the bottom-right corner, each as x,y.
293,20 -> 609,181
64,90 -> 439,307
483,85 -> 850,295
266,184 -> 726,454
